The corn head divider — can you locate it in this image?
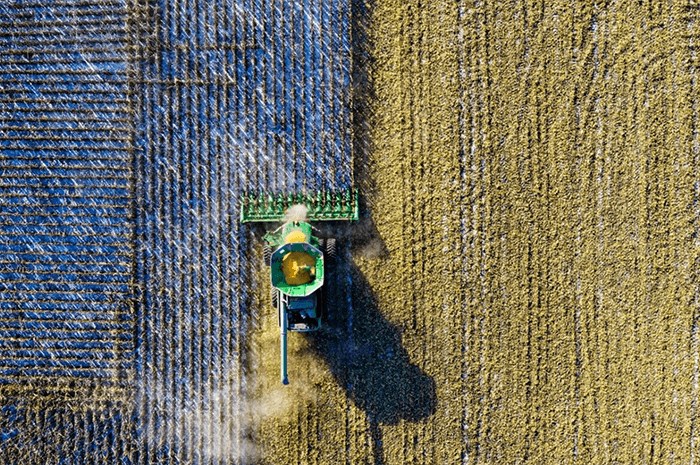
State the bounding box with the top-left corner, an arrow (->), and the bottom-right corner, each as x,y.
240,188 -> 358,223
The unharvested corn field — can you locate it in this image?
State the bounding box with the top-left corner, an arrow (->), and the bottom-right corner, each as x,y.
250,1 -> 700,464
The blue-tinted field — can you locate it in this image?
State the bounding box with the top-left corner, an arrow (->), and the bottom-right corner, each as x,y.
0,0 -> 352,462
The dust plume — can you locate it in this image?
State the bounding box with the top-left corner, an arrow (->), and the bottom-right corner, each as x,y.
322,213 -> 388,259
156,266 -> 325,463
140,353 -> 321,464
283,204 -> 308,223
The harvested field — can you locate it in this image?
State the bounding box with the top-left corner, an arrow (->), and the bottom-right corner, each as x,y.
1,0 -> 699,464
251,1 -> 700,464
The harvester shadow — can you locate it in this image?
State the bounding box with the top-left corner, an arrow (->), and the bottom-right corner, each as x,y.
306,254 -> 437,428
306,0 -> 433,460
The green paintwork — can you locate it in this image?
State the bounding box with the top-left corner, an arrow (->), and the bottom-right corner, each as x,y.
263,221 -> 318,250
266,221 -> 324,297
270,242 -> 324,296
240,188 -> 358,223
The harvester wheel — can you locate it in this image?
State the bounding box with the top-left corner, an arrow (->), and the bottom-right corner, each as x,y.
318,238 -> 325,252
325,238 -> 337,263
271,289 -> 278,308
263,243 -> 271,266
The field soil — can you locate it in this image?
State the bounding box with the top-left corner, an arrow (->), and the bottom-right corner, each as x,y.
250,1 -> 700,464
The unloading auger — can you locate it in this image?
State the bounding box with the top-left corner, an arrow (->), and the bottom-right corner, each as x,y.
241,189 -> 358,384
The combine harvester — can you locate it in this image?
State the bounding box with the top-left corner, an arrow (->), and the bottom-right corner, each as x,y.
241,189 -> 358,384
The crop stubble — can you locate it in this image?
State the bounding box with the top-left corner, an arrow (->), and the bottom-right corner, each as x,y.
251,1 -> 700,464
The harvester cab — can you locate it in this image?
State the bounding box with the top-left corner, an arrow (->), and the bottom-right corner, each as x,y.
240,189 -> 358,384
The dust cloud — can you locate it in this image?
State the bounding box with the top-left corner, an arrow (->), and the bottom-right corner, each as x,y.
142,355 -> 320,463
283,204 -> 308,223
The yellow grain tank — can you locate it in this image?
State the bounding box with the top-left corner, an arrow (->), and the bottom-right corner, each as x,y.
281,251 -> 315,285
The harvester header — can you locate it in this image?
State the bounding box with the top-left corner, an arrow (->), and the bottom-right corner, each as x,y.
240,188 -> 358,223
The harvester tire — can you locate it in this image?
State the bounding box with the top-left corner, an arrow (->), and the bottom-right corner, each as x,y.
271,290 -> 278,308
325,238 -> 337,263
263,243 -> 271,266
318,238 -> 325,252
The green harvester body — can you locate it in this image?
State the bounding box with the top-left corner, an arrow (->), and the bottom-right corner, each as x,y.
266,223 -> 324,297
244,189 -> 356,385
264,221 -> 327,385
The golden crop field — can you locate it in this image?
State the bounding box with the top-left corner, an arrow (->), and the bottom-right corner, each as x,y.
249,1 -> 700,464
